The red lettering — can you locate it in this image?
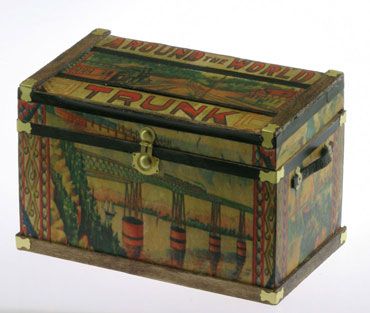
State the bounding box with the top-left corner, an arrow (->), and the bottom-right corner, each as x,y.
139,43 -> 159,53
170,102 -> 207,120
141,96 -> 175,111
291,70 -> 315,83
85,84 -> 113,99
245,62 -> 265,73
261,65 -> 282,76
102,37 -> 125,49
201,108 -> 238,125
168,48 -> 191,59
227,58 -> 250,70
122,40 -> 144,51
154,45 -> 175,56
107,90 -> 142,106
184,50 -> 205,61
276,67 -> 292,80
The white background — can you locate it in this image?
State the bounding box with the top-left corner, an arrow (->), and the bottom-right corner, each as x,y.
1,1 -> 370,312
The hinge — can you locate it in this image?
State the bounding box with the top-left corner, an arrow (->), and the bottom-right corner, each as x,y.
261,123 -> 279,149
19,78 -> 37,102
132,127 -> 160,175
259,167 -> 285,184
260,287 -> 284,305
340,110 -> 346,127
17,119 -> 32,133
16,236 -> 31,250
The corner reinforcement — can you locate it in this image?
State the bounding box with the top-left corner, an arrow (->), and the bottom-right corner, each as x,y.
340,111 -> 347,127
325,70 -> 344,77
340,229 -> 347,244
17,119 -> 32,134
259,167 -> 285,184
91,28 -> 110,36
16,236 -> 31,250
19,78 -> 37,102
260,287 -> 284,305
261,123 -> 279,149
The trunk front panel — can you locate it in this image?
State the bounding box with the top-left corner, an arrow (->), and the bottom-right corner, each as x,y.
18,128 -> 277,288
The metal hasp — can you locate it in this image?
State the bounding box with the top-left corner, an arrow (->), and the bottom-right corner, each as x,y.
132,127 -> 160,175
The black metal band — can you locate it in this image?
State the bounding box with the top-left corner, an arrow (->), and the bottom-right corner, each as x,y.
284,111 -> 342,175
24,110 -> 342,180
29,123 -> 261,179
275,77 -> 344,146
30,91 -> 263,145
92,46 -> 312,89
29,75 -> 342,150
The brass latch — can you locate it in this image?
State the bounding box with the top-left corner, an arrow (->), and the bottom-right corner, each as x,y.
132,127 -> 159,175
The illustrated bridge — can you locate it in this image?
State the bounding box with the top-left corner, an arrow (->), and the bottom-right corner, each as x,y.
76,147 -> 253,214
74,146 -> 250,276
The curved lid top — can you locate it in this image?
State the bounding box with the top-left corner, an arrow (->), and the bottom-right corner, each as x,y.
19,29 -> 343,148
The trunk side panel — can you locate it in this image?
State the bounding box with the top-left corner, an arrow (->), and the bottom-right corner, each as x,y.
275,126 -> 344,286
276,91 -> 344,168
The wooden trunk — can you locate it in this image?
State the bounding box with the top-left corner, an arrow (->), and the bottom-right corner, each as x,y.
16,29 -> 346,305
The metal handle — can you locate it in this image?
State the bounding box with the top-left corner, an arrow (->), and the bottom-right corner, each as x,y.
291,143 -> 333,190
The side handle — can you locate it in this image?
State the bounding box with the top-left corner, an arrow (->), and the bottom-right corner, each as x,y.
291,143 -> 333,190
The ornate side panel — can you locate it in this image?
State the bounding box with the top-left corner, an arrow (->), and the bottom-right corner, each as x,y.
18,103 -> 51,240
252,146 -> 276,288
275,127 -> 344,284
275,175 -> 290,285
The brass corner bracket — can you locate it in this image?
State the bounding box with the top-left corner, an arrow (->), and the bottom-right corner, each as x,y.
16,236 -> 31,250
91,28 -> 110,36
260,287 -> 284,305
325,70 -> 344,77
19,78 -> 37,102
340,229 -> 347,244
17,120 -> 32,134
340,111 -> 347,127
259,167 -> 285,184
261,123 -> 279,149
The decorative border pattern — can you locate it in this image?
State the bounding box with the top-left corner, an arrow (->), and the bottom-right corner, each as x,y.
252,146 -> 276,287
19,105 -> 51,240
